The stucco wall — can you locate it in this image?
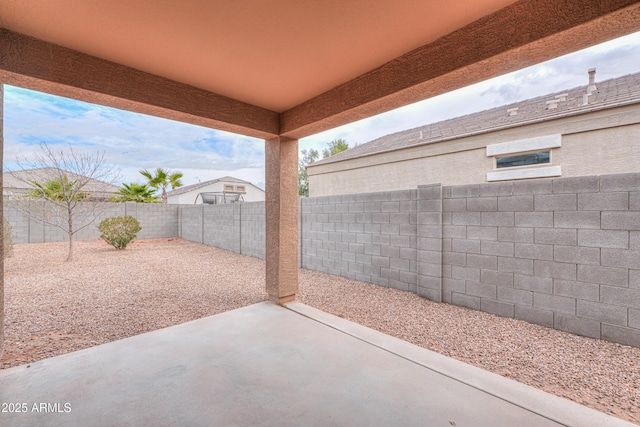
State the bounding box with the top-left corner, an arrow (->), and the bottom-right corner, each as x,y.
309,149 -> 489,195
308,105 -> 640,197
560,124 -> 640,177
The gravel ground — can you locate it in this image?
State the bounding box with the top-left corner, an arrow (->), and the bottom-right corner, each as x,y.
2,239 -> 639,424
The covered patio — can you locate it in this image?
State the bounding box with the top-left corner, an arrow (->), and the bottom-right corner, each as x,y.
1,301 -> 634,426
1,0 -> 640,425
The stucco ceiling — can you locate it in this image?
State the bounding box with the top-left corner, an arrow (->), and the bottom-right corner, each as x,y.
1,0 -> 639,139
0,0 -> 518,112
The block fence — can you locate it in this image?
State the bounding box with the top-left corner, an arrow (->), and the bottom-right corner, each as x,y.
5,172 -> 640,348
177,202 -> 265,259
301,173 -> 640,347
180,172 -> 640,348
4,201 -> 179,243
438,173 -> 640,348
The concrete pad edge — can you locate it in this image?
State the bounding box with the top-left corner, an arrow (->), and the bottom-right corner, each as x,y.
285,302 -> 637,427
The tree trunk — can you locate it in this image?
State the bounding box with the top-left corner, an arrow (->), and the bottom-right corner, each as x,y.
67,235 -> 74,262
66,208 -> 74,261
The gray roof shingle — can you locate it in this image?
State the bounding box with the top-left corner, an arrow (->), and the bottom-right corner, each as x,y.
311,71 -> 640,167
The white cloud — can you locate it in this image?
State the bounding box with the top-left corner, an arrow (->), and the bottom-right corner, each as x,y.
4,89 -> 264,185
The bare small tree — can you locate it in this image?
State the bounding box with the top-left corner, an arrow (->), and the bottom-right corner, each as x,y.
9,143 -> 119,261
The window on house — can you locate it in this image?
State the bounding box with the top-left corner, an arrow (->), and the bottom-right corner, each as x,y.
235,185 -> 246,193
496,151 -> 550,169
486,135 -> 561,182
223,184 -> 234,192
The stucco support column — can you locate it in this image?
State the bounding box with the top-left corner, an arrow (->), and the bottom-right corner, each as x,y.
265,136 -> 298,304
0,84 -> 4,359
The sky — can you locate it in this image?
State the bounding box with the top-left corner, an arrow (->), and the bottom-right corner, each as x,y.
3,30 -> 640,190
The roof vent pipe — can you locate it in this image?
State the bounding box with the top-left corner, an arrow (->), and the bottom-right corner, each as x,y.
587,68 -> 597,95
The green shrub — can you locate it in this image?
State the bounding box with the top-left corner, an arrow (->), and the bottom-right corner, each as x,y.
3,218 -> 13,258
97,216 -> 141,250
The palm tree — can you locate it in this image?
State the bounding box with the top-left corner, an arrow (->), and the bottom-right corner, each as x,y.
139,168 -> 183,204
112,183 -> 159,203
28,176 -> 87,202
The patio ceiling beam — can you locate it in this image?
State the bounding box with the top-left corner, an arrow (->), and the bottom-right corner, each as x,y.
280,0 -> 640,139
0,29 -> 280,140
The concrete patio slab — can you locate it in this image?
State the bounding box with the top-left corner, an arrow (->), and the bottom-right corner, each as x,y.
0,301 -> 634,426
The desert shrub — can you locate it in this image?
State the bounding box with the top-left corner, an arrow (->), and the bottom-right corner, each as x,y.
3,218 -> 14,258
97,216 -> 141,250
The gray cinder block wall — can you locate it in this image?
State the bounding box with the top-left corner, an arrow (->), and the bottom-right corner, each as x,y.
4,201 -> 179,243
126,203 -> 179,240
179,204 -> 204,243
179,202 -> 266,259
203,204 -> 240,253
439,172 -> 640,347
9,174 -> 639,348
176,173 -> 640,348
240,201 -> 265,259
300,190 -> 418,290
417,184 -> 443,302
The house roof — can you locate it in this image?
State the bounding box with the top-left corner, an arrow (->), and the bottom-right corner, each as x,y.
167,176 -> 263,197
310,71 -> 640,167
3,167 -> 120,193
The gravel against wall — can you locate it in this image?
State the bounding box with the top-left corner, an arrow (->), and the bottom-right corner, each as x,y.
1,239 -> 639,424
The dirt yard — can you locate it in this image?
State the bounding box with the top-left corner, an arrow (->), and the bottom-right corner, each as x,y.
2,239 -> 639,424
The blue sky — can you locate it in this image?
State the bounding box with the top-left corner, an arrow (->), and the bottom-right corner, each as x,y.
4,30 -> 640,189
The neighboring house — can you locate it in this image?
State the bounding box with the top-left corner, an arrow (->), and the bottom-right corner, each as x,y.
3,167 -> 119,201
308,70 -> 640,197
166,176 -> 265,204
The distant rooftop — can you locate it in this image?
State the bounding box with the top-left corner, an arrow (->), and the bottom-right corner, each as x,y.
167,176 -> 262,197
312,70 -> 640,167
3,167 -> 119,193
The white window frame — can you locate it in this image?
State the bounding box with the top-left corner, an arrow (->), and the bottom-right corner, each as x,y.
486,134 -> 561,157
486,134 -> 561,182
487,166 -> 561,182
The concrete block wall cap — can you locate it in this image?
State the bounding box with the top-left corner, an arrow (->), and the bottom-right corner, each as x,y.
285,302 -> 637,427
